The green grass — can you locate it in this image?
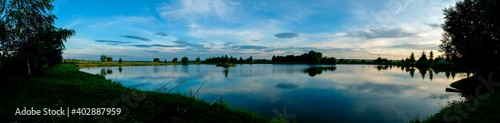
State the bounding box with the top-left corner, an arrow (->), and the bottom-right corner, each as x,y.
0,63 -> 269,122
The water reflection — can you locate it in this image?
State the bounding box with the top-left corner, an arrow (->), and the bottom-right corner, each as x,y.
80,65 -> 468,123
153,66 -> 159,73
182,65 -> 189,73
376,65 -> 472,81
223,68 -> 229,78
303,66 -> 337,77
100,68 -> 113,76
375,65 -> 389,71
275,83 -> 299,89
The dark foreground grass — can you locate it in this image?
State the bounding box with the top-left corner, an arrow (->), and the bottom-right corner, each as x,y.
409,73 -> 500,123
0,63 -> 269,122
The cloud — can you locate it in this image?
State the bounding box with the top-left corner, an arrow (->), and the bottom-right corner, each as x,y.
348,28 -> 415,39
427,94 -> 453,100
120,35 -> 151,41
154,32 -> 168,37
157,0 -> 240,21
264,46 -> 355,53
231,45 -> 268,50
144,50 -> 160,53
186,24 -> 199,30
223,42 -> 233,46
94,40 -> 131,45
173,39 -> 209,52
383,44 -> 438,50
274,32 -> 299,38
129,44 -> 181,48
426,23 -> 441,29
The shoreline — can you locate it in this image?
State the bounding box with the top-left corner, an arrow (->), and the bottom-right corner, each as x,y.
0,63 -> 271,122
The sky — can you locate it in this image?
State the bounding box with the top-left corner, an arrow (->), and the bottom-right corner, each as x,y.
54,0 -> 458,61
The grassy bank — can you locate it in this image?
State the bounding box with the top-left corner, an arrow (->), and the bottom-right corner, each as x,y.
409,72 -> 500,123
0,63 -> 269,122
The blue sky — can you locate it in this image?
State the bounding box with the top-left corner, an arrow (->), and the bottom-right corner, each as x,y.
54,0 -> 457,61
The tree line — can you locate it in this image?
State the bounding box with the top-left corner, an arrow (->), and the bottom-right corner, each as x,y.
203,55 -> 253,63
399,50 -> 449,64
100,55 -> 201,65
272,50 -> 336,64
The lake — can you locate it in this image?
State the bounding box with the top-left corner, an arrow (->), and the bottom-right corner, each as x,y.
80,64 -> 466,123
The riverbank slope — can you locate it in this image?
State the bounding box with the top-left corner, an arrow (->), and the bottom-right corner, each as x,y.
0,63 -> 269,122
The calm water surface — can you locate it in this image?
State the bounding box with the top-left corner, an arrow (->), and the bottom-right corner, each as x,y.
80,64 -> 466,123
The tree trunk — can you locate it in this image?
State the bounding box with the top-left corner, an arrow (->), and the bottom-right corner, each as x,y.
27,59 -> 31,75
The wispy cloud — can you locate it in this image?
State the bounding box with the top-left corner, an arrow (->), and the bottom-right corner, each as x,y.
348,28 -> 415,39
144,50 -> 160,53
425,23 -> 441,29
173,39 -> 209,52
223,42 -> 233,46
130,44 -> 181,48
120,35 -> 152,41
232,45 -> 268,50
383,44 -> 438,50
186,24 -> 199,30
94,40 -> 131,45
157,0 -> 241,21
154,32 -> 168,36
274,32 -> 299,39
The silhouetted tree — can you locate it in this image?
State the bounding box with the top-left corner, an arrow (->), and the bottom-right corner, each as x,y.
100,55 -> 107,62
106,56 -> 113,62
324,57 -> 336,65
153,58 -> 160,62
434,55 -> 444,62
429,50 -> 434,62
195,56 -> 200,63
118,58 -> 123,63
224,55 -> 229,63
409,52 -> 416,63
0,0 -> 75,75
374,57 -> 389,64
308,50 -> 322,64
181,57 -> 189,65
172,57 -> 178,63
271,50 -> 329,64
418,51 -> 427,62
338,58 -> 345,64
246,56 -> 253,63
238,56 -> 243,63
164,59 -> 167,63
228,56 -> 237,63
440,0 -> 500,74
